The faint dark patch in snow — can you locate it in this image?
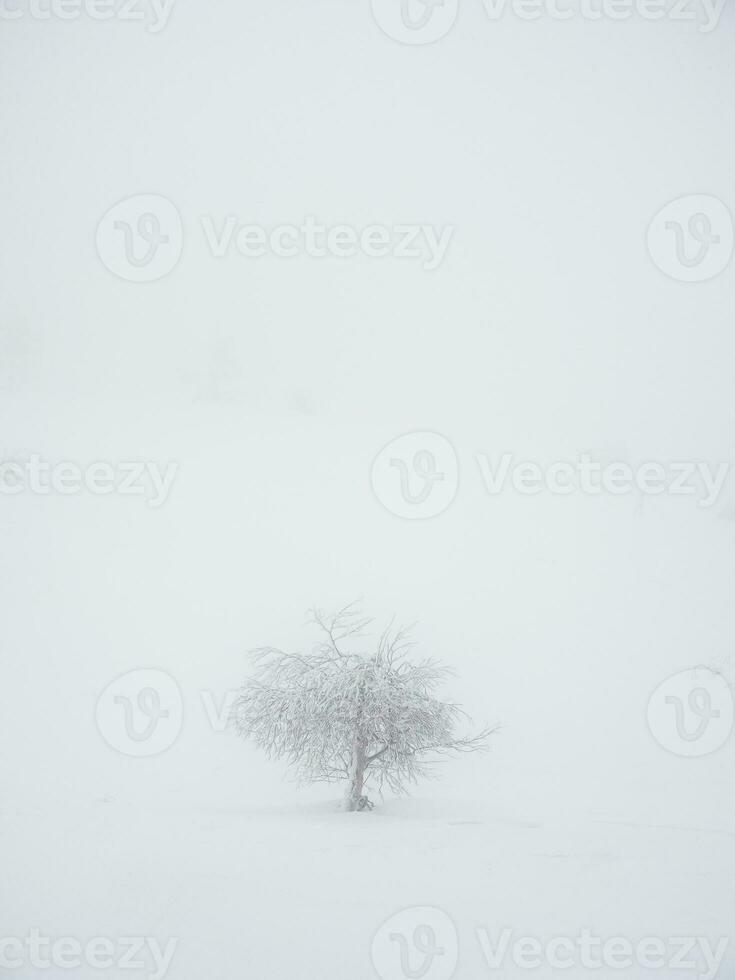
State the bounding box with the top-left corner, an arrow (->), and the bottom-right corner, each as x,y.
594,819 -> 735,840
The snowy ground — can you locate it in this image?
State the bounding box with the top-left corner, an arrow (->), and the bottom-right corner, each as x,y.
4,785 -> 734,980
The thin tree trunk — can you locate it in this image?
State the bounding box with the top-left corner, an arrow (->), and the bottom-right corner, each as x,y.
342,738 -> 366,811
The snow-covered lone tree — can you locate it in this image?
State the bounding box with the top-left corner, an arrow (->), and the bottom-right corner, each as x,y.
231,604 -> 495,811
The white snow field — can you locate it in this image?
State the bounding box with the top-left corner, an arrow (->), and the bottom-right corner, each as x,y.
3,782 -> 734,980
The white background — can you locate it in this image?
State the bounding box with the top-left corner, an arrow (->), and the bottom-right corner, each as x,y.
1,2 -> 734,978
